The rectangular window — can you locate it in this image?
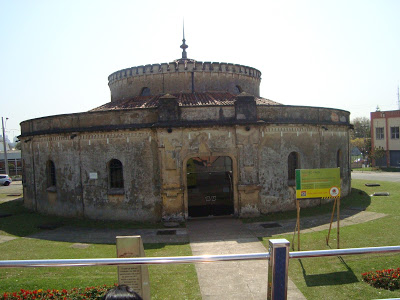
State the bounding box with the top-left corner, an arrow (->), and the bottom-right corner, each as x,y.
391,126 -> 399,139
376,127 -> 384,140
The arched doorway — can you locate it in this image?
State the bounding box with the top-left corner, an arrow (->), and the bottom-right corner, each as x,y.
187,156 -> 234,217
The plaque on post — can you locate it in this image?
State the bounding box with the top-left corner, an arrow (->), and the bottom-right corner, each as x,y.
116,236 -> 150,300
294,168 -> 341,250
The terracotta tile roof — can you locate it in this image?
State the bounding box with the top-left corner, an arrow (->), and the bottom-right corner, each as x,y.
90,92 -> 281,111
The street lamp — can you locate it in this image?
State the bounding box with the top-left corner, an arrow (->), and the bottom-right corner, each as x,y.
1,117 -> 9,175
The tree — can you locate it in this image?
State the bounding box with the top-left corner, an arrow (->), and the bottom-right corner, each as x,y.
350,117 -> 371,160
15,141 -> 21,150
350,117 -> 370,139
350,137 -> 371,158
369,147 -> 386,166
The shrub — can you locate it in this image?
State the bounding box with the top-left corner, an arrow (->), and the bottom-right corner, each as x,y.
0,284 -> 116,299
362,268 -> 400,291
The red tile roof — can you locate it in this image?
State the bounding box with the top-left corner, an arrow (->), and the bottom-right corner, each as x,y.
90,92 -> 280,111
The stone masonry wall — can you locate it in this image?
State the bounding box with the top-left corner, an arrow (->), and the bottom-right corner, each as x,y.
20,103 -> 351,221
108,61 -> 261,101
22,130 -> 161,221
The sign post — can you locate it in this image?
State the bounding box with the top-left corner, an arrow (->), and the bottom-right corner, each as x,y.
295,168 -> 341,250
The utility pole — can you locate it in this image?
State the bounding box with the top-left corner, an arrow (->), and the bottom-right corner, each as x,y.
1,117 -> 9,175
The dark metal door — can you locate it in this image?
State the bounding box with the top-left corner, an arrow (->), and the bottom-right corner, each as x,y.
187,156 -> 233,217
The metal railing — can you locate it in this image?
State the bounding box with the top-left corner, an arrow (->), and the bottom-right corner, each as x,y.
0,253 -> 270,268
1,242 -> 400,299
1,245 -> 398,268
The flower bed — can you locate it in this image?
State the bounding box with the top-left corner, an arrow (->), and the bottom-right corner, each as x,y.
362,268 -> 400,291
1,284 -> 116,299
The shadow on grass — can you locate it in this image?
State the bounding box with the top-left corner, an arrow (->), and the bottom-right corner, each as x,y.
243,188 -> 373,240
299,257 -> 359,287
0,199 -> 185,248
244,188 -> 372,225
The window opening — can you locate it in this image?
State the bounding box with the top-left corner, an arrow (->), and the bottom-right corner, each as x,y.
234,85 -> 242,94
288,152 -> 299,185
391,127 -> 399,139
140,87 -> 150,96
109,159 -> 124,189
337,149 -> 343,178
47,160 -> 56,187
376,127 -> 384,140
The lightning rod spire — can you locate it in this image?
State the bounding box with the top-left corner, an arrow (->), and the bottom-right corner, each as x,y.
180,20 -> 188,59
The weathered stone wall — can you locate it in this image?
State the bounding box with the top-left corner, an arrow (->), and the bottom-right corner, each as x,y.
21,130 -> 161,221
79,130 -> 161,221
22,134 -> 84,217
258,125 -> 350,214
108,61 -> 261,101
20,104 -> 349,136
20,109 -> 158,135
20,103 -> 351,221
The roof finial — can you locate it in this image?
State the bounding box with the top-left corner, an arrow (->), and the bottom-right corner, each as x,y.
180,20 -> 188,59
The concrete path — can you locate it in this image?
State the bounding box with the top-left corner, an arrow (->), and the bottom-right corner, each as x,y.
352,170 -> 400,182
186,218 -> 306,300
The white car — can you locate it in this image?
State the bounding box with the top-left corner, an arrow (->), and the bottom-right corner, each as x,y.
0,174 -> 12,186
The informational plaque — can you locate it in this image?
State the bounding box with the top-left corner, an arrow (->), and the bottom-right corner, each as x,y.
116,236 -> 150,300
295,168 -> 340,199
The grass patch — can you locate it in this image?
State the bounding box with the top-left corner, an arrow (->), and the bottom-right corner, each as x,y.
0,198 -> 179,237
0,239 -> 201,299
244,178 -> 400,224
0,187 -> 199,299
258,179 -> 400,300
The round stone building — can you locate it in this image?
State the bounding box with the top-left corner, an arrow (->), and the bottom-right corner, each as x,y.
20,39 -> 351,222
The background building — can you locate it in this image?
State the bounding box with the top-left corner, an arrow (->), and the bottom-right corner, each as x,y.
371,110 -> 400,167
0,150 -> 21,176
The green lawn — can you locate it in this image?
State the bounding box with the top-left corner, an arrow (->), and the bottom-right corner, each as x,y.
0,239 -> 200,299
0,198 -> 171,238
260,179 -> 400,300
1,179 -> 399,299
0,198 -> 200,299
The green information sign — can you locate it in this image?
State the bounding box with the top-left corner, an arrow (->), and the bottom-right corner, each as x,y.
295,168 -> 340,199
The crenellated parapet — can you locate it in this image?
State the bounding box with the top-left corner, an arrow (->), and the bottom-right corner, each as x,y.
108,61 -> 261,82
108,60 -> 262,101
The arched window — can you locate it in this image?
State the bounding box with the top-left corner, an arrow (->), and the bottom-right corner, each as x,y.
22,159 -> 26,185
234,85 -> 242,94
109,159 -> 124,189
140,87 -> 150,96
288,152 -> 299,185
337,149 -> 343,178
47,160 -> 56,187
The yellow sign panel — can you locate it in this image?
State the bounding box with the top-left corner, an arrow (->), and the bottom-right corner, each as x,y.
295,168 -> 340,199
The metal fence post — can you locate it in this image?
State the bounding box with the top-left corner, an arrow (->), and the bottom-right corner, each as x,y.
268,239 -> 290,300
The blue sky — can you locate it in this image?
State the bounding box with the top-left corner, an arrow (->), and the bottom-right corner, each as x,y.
1,0 -> 399,140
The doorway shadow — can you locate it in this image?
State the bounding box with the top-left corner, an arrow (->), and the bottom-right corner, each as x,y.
298,256 -> 359,287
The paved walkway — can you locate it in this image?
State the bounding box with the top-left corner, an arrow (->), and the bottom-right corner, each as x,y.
186,218 -> 305,300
